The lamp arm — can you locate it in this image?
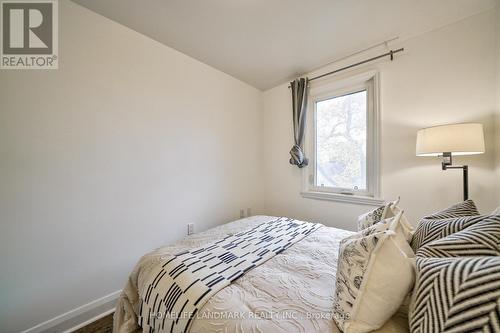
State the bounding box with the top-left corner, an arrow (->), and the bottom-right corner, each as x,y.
442,163 -> 469,201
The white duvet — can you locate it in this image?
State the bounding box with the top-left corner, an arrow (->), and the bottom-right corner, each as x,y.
114,216 -> 409,333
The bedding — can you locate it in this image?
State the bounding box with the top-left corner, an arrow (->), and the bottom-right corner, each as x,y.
138,217 -> 321,333
333,212 -> 415,333
356,198 -> 412,239
409,257 -> 500,333
357,198 -> 400,231
114,215 -> 410,333
415,215 -> 500,258
421,199 -> 479,220
410,214 -> 488,252
408,202 -> 500,333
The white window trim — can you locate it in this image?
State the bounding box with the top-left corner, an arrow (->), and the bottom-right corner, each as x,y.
301,70 -> 382,206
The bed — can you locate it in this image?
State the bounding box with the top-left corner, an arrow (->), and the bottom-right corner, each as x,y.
114,215 -> 409,333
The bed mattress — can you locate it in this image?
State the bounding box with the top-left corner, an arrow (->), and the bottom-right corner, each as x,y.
114,215 -> 409,333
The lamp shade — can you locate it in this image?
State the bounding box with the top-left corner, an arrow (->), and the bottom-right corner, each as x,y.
416,123 -> 485,156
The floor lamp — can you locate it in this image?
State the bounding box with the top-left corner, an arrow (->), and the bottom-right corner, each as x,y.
416,123 -> 485,201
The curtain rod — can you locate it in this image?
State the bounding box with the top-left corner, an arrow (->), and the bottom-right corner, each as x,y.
289,48 -> 404,86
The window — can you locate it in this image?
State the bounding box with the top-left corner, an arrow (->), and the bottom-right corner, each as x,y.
302,71 -> 381,205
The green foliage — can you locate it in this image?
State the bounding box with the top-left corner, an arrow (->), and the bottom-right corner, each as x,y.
316,91 -> 367,190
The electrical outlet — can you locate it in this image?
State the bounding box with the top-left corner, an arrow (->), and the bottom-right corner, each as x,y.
187,223 -> 194,235
239,209 -> 245,218
247,208 -> 252,217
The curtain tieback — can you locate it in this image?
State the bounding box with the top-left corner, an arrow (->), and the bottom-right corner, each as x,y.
289,144 -> 309,168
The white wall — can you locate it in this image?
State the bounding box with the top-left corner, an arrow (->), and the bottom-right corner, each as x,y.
0,1 -> 263,332
496,3 -> 500,200
263,9 -> 499,230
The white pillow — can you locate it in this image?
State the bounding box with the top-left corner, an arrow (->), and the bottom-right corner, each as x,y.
357,198 -> 414,243
390,207 -> 414,243
357,204 -> 392,231
356,211 -> 413,250
333,212 -> 416,333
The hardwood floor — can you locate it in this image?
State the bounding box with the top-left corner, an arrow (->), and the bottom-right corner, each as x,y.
73,314 -> 113,333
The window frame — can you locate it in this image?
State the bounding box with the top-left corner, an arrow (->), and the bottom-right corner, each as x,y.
301,70 -> 383,206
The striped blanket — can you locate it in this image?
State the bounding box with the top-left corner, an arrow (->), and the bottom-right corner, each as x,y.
138,217 -> 321,333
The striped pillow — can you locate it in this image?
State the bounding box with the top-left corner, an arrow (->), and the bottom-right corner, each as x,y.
409,256 -> 500,333
416,215 -> 500,258
410,200 -> 481,252
410,214 -> 487,252
423,199 -> 479,219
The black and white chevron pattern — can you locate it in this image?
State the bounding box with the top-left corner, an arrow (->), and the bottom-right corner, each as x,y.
138,217 -> 321,333
416,216 -> 500,258
410,256 -> 500,333
410,214 -> 490,252
423,199 -> 479,220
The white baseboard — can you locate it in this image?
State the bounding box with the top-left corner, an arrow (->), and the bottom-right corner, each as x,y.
20,290 -> 122,333
64,308 -> 115,333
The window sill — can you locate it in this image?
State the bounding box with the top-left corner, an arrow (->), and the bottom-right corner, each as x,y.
300,191 -> 385,206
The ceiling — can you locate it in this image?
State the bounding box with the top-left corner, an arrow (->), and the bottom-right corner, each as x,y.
71,0 -> 495,90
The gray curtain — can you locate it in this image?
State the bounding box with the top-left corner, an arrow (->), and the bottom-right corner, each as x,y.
289,77 -> 309,168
